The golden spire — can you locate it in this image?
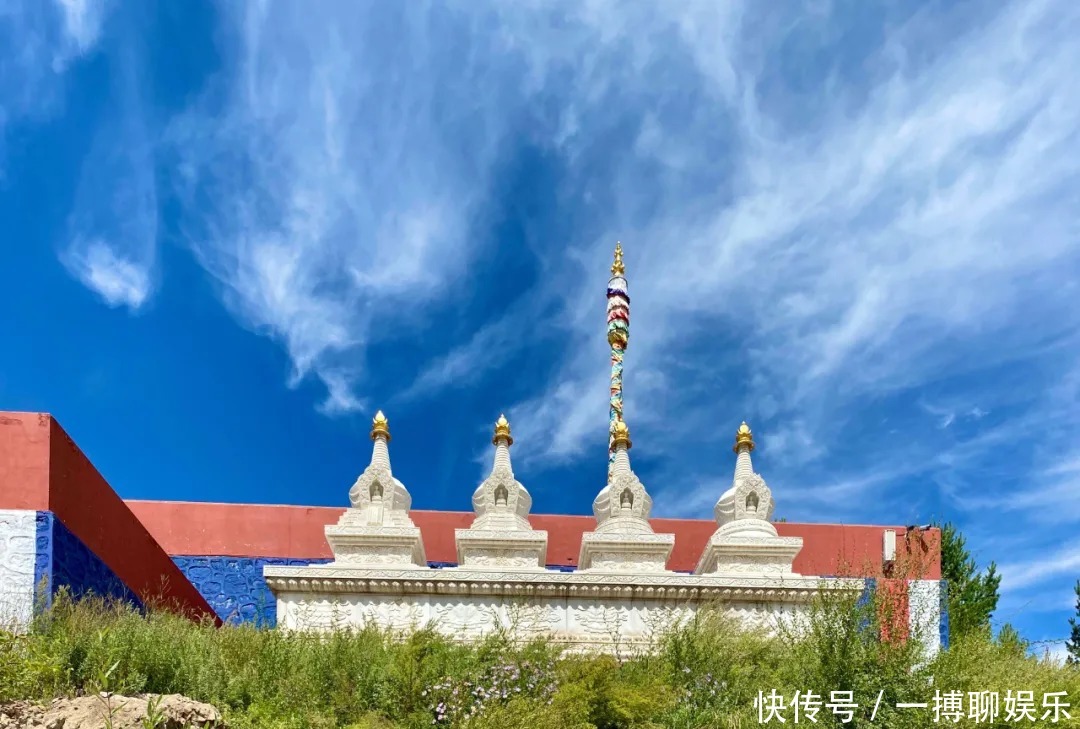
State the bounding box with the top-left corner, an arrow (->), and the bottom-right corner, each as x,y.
370,410 -> 391,441
611,419 -> 632,450
492,414 -> 513,446
610,241 -> 625,276
733,421 -> 754,453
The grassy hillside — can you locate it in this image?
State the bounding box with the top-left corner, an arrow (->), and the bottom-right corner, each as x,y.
2,589 -> 1076,728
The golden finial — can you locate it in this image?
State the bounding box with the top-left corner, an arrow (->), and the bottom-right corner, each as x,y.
493,414 -> 513,446
733,421 -> 754,453
611,419 -> 632,450
370,410 -> 391,441
611,241 -> 625,276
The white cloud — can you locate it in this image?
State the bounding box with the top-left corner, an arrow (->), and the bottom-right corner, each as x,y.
1037,642 -> 1070,667
999,540 -> 1080,594
0,0 -> 108,163
60,39 -> 157,312
60,238 -> 151,309
52,0 -> 107,68
166,2 -> 558,414
5,0 -> 1080,645
480,0 -> 1080,493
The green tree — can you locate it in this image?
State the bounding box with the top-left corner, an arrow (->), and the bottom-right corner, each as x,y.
936,522 -> 1000,642
996,623 -> 1028,656
1066,580 -> 1080,665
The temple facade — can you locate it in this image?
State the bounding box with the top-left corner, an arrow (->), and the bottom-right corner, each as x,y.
260,246 -> 943,653
264,410 -> 856,652
0,247 -> 945,655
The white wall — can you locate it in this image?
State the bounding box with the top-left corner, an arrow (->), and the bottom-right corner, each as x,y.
908,579 -> 943,657
276,590 -> 810,653
0,509 -> 38,629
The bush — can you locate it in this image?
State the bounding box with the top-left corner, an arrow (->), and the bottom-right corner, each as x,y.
2,587 -> 1076,728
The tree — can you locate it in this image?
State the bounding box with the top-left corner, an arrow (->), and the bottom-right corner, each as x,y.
1067,580 -> 1080,664
936,522 -> 1001,643
996,623 -> 1028,656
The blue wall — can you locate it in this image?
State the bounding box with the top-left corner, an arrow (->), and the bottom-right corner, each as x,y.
173,556 -> 329,626
33,511 -> 142,612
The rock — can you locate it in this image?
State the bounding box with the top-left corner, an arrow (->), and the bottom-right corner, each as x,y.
0,694 -> 225,728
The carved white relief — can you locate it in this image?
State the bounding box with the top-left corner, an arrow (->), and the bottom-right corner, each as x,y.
0,510 -> 37,629
459,434 -> 548,568
472,465 -> 532,528
502,601 -> 563,636
593,471 -> 654,530
272,579 -> 834,654
431,601 -> 499,635
346,466 -> 415,529
639,604 -> 694,637
333,547 -> 420,566
732,474 -> 775,523
573,604 -> 629,636
457,549 -> 543,568
363,599 -> 425,632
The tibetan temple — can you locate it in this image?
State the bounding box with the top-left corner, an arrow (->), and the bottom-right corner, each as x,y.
0,245 -> 946,654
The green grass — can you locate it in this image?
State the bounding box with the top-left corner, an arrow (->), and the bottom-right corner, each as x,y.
1,588 -> 1076,728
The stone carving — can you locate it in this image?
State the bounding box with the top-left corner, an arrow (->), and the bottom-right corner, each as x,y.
363,599 -> 426,632
456,416 -> 548,570
0,509 -> 36,628
696,423 -> 803,576
579,421 -> 674,572
640,604 -> 693,637
907,580 -> 944,658
431,602 -> 499,634
323,411 -> 427,569
503,600 -> 562,636
179,555 -> 327,626
267,571 -> 849,652
456,547 -> 546,569
573,604 -> 629,636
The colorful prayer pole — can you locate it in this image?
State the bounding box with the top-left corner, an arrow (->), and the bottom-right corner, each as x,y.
607,242 -> 630,478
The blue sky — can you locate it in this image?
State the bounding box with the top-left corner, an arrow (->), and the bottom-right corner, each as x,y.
2,0 -> 1079,652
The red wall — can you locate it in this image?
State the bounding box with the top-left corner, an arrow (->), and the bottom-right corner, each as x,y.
0,412 -> 217,622
0,412 -> 51,510
127,500 -> 940,579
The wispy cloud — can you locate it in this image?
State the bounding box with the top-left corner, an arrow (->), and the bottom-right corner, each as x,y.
60,36 -> 157,311
52,0 -> 107,67
60,238 -> 151,309
1000,540 -> 1080,594
0,0 -> 150,310
165,2 -> 558,414
5,0 -> 1080,646
0,0 -> 109,166
487,0 -> 1080,496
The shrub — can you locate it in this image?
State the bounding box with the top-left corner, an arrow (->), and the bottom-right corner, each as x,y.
3,587 -> 1078,728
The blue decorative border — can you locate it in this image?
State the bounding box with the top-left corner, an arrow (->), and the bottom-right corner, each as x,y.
33,512 -> 53,611
858,578 -> 876,634
939,579 -> 950,650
